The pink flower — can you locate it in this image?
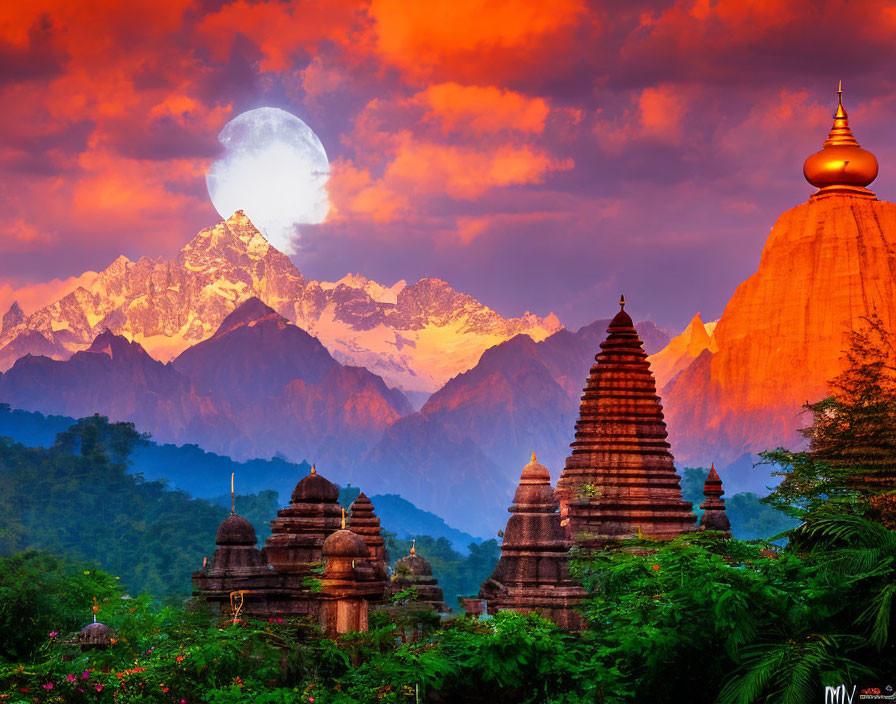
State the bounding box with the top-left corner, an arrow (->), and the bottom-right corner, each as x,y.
48,631 -> 58,638
96,684 -> 103,692
42,683 -> 53,690
66,674 -> 75,682
82,671 -> 89,679
309,697 -> 315,702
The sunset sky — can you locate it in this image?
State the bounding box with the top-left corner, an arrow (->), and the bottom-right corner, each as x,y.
3,0 -> 896,331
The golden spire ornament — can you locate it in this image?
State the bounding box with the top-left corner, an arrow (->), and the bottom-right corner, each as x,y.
803,82 -> 878,198
531,451 -> 537,463
230,473 -> 235,516
410,538 -> 416,555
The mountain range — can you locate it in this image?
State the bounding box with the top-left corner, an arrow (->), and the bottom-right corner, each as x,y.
0,211 -> 560,399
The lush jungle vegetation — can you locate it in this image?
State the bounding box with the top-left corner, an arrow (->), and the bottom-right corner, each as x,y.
0,317 -> 894,702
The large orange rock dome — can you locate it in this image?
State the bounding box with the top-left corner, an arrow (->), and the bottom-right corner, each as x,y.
663,195 -> 896,467
660,88 -> 896,472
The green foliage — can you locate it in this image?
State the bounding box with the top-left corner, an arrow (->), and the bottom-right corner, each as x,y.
0,415 -> 272,596
0,403 -> 314,501
762,315 -> 896,527
569,517 -> 896,704
0,552 -> 120,661
0,581 -> 624,704
3,510 -> 896,704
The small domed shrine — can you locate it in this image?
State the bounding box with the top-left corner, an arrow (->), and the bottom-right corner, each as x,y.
479,453 -> 585,630
803,83 -> 878,199
555,297 -> 697,545
388,540 -> 448,612
698,464 -> 731,537
319,515 -> 386,637
79,621 -> 113,651
348,492 -> 389,581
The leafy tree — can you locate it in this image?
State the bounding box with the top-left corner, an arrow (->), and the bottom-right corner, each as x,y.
724,493 -> 798,541
763,315 -> 896,527
0,417 -> 270,596
679,466 -> 709,515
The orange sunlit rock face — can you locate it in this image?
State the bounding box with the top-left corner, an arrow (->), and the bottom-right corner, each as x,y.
663,193 -> 896,466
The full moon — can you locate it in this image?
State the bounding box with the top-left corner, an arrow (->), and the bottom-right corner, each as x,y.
206,107 -> 330,254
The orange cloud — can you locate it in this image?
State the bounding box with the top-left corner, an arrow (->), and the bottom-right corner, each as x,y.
326,159 -> 409,223
70,149 -> 208,242
386,136 -> 572,200
1,219 -> 57,253
416,83 -> 550,135
0,271 -> 99,318
638,85 -> 686,141
594,83 -> 690,153
367,0 -> 590,82
301,56 -> 348,99
329,135 -> 573,223
198,0 -> 364,73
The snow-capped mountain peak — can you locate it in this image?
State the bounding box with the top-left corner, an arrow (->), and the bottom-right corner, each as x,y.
0,213 -> 563,394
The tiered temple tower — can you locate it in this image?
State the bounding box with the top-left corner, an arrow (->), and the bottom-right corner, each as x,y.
556,298 -> 696,544
348,492 -> 389,581
264,465 -> 342,573
698,464 -> 731,536
480,453 -> 586,629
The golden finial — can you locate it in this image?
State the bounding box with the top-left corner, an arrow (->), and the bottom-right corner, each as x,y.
619,294 -> 626,310
530,451 -> 537,463
230,472 -> 235,515
833,80 -> 847,122
410,538 -> 416,555
803,82 -> 878,194
341,507 -> 346,529
310,464 -> 316,475
637,525 -> 643,539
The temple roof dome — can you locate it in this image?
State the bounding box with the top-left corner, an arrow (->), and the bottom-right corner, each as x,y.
215,514 -> 257,546
393,545 -> 433,577
291,465 -> 339,504
322,528 -> 368,559
803,84 -> 878,195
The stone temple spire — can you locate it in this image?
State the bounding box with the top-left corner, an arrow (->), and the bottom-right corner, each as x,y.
556,300 -> 696,544
803,82 -> 879,198
348,492 -> 389,581
698,464 -> 731,537
480,452 -> 585,629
